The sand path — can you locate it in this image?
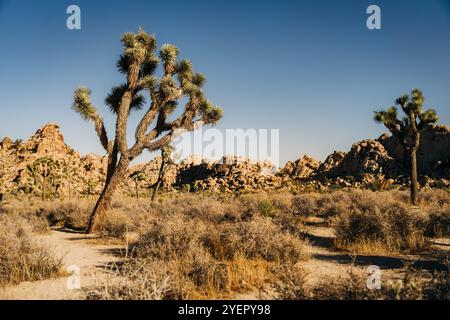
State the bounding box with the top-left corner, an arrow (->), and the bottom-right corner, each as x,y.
0,229 -> 125,300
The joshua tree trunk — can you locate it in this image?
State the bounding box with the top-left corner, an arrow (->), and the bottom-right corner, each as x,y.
409,147 -> 418,205
87,157 -> 129,233
151,159 -> 166,203
408,113 -> 421,206
42,175 -> 46,201
135,181 -> 139,200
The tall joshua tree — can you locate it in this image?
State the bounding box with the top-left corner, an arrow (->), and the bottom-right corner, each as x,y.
374,89 -> 439,205
72,29 -> 223,233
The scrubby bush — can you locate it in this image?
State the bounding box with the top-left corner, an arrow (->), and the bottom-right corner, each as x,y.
134,215 -> 207,260
202,217 -> 306,263
274,263 -> 449,300
424,206 -> 450,238
334,202 -> 428,253
96,208 -> 132,239
0,214 -> 62,286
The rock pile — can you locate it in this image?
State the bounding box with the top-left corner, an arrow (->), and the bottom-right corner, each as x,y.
281,155 -> 320,179
176,156 -> 283,193
0,123 -> 448,197
323,139 -> 404,181
0,124 -> 107,197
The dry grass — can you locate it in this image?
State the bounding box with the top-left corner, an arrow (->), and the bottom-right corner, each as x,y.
119,201 -> 308,299
0,214 -> 62,286
1,188 -> 448,298
334,203 -> 429,254
273,262 -> 449,300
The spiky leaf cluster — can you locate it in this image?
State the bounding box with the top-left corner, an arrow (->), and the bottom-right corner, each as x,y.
374,89 -> 439,146
72,29 -> 223,161
72,87 -> 97,121
105,84 -> 146,114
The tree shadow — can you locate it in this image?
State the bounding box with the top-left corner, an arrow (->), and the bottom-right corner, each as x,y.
301,231 -> 334,250
313,253 -> 447,272
54,227 -> 87,234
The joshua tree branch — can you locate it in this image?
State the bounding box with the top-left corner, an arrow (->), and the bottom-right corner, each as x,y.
93,116 -> 110,153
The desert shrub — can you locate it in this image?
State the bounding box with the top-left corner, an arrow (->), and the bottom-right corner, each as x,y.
272,264 -> 309,300
291,193 -> 320,217
274,264 -> 449,300
87,260 -> 193,300
134,215 -> 207,261
202,217 -> 306,263
20,200 -> 93,231
424,206 -> 450,238
268,193 -> 293,213
334,202 -> 428,253
58,201 -> 91,231
292,192 -> 352,218
0,201 -> 51,234
96,208 -> 132,239
24,214 -> 51,234
0,214 -> 62,286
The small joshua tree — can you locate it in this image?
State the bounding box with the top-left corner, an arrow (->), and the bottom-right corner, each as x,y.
151,144 -> 174,203
374,89 -> 439,205
129,171 -> 147,199
72,29 -> 223,233
27,157 -> 58,201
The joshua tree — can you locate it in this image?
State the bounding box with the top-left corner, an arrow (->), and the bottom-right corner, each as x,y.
129,171 -> 147,199
374,89 -> 439,205
27,157 -> 58,200
72,29 -> 223,233
151,144 -> 174,203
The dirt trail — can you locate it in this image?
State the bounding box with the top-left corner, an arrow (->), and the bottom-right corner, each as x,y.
0,230 -> 125,300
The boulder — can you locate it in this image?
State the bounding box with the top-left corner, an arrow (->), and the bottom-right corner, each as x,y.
281,155 -> 320,179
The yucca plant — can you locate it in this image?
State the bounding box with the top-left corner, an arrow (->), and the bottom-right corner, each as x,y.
374,89 -> 439,205
72,29 -> 223,233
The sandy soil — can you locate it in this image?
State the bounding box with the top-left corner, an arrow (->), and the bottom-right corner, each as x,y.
0,229 -> 125,300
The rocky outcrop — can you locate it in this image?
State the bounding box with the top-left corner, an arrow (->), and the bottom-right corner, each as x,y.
317,151 -> 346,175
281,155 -> 320,179
176,156 -> 283,193
1,123 -> 448,197
0,137 -> 13,151
0,124 -> 107,197
378,125 -> 450,178
323,139 -> 404,180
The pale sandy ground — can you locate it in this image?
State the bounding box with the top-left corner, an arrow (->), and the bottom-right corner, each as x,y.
1,223 -> 448,300
0,230 -> 126,300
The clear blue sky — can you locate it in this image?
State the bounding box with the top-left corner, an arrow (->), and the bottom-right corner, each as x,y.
0,0 -> 449,164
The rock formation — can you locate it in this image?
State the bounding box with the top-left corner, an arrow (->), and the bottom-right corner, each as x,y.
281,155 -> 320,179
378,125 -> 450,178
0,123 -> 448,198
176,156 -> 282,193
